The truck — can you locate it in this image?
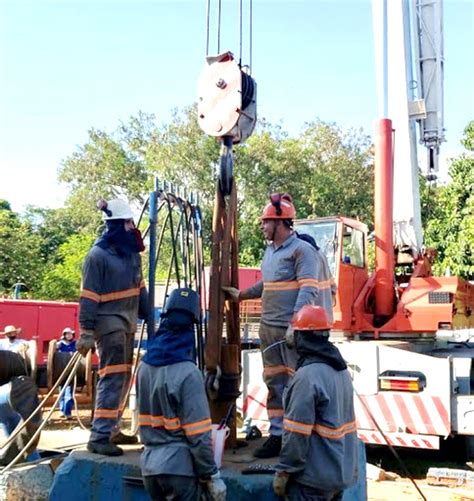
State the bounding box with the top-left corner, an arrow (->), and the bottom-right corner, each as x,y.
239,0 -> 474,455
0,298 -> 79,370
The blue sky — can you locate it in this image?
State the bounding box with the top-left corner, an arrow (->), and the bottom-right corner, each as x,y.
1,0 -> 473,212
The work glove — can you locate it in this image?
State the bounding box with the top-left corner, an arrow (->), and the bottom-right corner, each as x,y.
76,330 -> 96,357
201,471 -> 227,501
222,286 -> 240,302
285,325 -> 295,348
273,472 -> 290,497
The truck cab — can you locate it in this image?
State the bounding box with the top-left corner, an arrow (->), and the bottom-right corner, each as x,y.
295,217 -> 368,332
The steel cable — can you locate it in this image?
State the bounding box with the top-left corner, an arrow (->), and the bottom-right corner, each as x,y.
0,351 -> 82,452
1,353 -> 83,473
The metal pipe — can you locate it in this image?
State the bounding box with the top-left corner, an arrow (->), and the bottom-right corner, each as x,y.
147,182 -> 158,342
374,118 -> 395,320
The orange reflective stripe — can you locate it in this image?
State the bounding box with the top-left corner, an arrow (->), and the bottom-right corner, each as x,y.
267,408 -> 285,418
263,365 -> 295,377
297,278 -> 320,288
100,287 -> 141,302
138,414 -> 182,431
98,364 -> 132,377
297,278 -> 333,290
80,287 -> 141,303
314,420 -> 357,439
264,281 -> 299,291
182,418 -> 212,436
317,279 -> 334,290
80,289 -> 100,302
95,408 -> 119,419
284,418 -> 313,436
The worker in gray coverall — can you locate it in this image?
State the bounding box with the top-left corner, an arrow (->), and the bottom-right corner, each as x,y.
273,305 -> 358,500
224,193 -> 334,458
138,288 -> 226,501
77,198 -> 148,456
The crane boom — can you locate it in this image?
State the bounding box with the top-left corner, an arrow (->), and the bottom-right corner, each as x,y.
411,0 -> 445,176
372,0 -> 444,260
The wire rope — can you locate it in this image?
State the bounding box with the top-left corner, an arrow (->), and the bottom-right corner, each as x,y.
217,0 -> 222,53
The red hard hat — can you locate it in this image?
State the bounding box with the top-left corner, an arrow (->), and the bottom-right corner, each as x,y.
292,305 -> 332,331
261,193 -> 296,220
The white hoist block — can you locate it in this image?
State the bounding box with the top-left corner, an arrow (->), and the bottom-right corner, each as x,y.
197,51 -> 256,144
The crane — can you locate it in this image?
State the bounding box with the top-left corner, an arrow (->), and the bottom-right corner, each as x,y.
373,0 -> 445,262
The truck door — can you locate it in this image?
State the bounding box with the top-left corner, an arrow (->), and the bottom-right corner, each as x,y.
337,224 -> 367,330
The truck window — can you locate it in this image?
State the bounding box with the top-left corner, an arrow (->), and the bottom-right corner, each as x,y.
294,221 -> 337,276
342,225 -> 364,268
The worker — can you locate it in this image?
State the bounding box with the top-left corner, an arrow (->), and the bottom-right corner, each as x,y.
56,327 -> 77,420
56,327 -> 76,353
224,192 -> 332,458
273,305 -> 358,500
0,325 -> 29,354
137,288 -> 227,501
77,198 -> 148,456
0,351 -> 41,465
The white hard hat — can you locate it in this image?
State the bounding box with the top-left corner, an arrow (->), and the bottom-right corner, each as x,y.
98,198 -> 134,220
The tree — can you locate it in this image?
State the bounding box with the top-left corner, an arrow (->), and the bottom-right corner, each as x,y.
36,233 -> 96,301
22,206 -> 81,265
424,121 -> 474,279
0,205 -> 45,295
58,108 -> 374,267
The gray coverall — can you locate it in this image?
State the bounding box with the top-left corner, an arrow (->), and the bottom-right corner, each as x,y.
79,244 -> 147,444
244,233 -> 334,435
275,362 -> 358,500
137,361 -> 218,500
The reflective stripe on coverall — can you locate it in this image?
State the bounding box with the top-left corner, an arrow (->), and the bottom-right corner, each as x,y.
79,244 -> 148,443
89,330 -> 134,443
275,363 -> 358,496
137,360 -> 217,492
244,233 -> 327,434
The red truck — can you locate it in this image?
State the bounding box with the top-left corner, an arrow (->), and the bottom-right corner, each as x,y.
0,298 -> 80,385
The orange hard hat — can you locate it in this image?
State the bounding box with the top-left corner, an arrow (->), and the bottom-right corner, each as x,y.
261,193 -> 296,220
292,305 -> 331,331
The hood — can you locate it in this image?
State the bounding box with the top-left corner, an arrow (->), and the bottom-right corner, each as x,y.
295,331 -> 347,371
142,318 -> 196,367
95,220 -> 145,256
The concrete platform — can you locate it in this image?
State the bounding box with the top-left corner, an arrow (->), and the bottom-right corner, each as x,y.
49,439 -> 367,500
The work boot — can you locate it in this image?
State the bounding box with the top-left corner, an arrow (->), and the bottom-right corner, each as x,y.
87,441 -> 123,457
253,435 -> 282,459
111,431 -> 139,445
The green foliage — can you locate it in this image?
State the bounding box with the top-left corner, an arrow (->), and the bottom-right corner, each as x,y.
3,107 -> 472,300
424,121 -> 474,279
36,233 -> 96,301
57,109 -> 374,267
0,206 -> 45,295
22,206 -> 80,264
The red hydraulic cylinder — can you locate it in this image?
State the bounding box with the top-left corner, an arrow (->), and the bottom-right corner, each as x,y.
374,118 -> 395,319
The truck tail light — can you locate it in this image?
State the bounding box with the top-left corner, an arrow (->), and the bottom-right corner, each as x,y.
378,370 -> 426,392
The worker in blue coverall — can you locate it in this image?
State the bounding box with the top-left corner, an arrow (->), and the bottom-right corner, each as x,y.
138,288 -> 227,501
0,351 -> 41,465
77,198 -> 148,456
56,327 -> 77,420
273,305 -> 358,500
